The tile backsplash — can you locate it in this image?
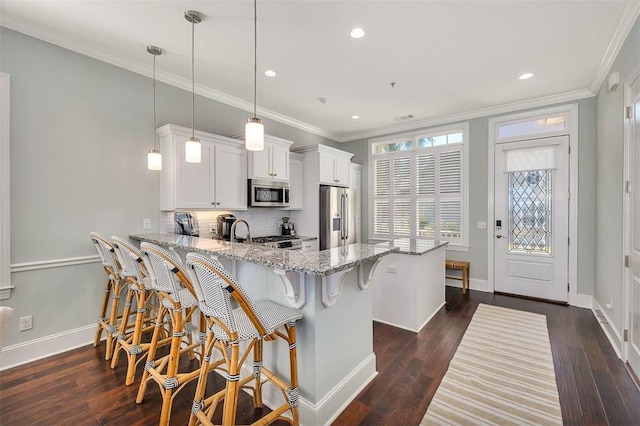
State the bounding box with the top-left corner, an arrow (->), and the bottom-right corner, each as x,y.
162,209 -> 298,239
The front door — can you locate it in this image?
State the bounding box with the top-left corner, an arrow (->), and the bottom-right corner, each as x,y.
626,73 -> 640,377
494,136 -> 569,302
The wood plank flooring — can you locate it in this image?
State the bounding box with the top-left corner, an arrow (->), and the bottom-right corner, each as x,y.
1,287 -> 639,425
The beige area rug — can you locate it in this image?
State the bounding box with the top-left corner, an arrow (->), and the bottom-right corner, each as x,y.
421,304 -> 563,425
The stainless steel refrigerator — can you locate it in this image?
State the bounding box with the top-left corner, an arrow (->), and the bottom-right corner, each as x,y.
319,186 -> 357,250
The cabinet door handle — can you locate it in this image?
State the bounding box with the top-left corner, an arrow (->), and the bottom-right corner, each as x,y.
216,202 -> 221,205
334,179 -> 340,183
273,173 -> 277,177
211,202 -> 215,205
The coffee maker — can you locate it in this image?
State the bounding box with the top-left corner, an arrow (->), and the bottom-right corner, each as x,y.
216,214 -> 237,241
174,212 -> 199,237
281,217 -> 295,236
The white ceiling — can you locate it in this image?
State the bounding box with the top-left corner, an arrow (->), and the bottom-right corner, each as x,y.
1,1 -> 638,142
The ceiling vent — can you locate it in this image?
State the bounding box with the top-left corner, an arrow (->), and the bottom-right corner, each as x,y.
394,114 -> 415,122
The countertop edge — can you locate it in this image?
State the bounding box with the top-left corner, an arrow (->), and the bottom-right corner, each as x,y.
130,233 -> 398,277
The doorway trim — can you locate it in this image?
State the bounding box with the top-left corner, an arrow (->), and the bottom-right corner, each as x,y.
0,72 -> 12,300
622,64 -> 640,363
488,103 -> 579,306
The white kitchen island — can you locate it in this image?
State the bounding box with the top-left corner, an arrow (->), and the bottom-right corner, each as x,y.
129,233 -> 398,426
371,239 -> 449,333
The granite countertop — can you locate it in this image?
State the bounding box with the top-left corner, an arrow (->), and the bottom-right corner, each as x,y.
130,233 -> 398,277
374,238 -> 449,255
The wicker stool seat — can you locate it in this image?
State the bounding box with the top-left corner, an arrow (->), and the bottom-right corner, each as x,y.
110,236 -> 169,386
136,242 -> 213,426
90,232 -> 130,360
186,252 -> 303,426
445,260 -> 470,295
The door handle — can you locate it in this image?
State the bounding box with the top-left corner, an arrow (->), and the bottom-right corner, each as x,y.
496,235 -> 503,239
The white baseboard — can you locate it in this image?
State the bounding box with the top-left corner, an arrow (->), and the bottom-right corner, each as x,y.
0,323 -> 96,370
592,298 -> 622,358
446,278 -> 490,292
374,301 -> 446,333
576,293 -> 593,309
237,352 -> 377,426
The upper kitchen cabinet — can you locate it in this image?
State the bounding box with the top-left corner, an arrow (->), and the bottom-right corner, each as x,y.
158,124 -> 247,211
293,144 -> 353,188
247,135 -> 293,182
287,152 -> 304,210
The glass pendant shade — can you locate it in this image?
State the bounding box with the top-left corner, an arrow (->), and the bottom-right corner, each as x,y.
147,149 -> 162,171
185,136 -> 201,163
245,117 -> 264,151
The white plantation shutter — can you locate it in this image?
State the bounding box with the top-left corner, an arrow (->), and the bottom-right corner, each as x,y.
370,127 -> 466,244
440,199 -> 461,238
440,151 -> 461,193
416,199 -> 435,237
374,200 -> 390,234
374,159 -> 391,235
393,200 -> 411,235
374,159 -> 390,196
417,154 -> 435,195
393,157 -> 411,196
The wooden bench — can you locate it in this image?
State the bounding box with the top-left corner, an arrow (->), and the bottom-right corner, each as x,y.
445,260 -> 470,294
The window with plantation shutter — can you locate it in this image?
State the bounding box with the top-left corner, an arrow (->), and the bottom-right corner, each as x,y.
370,125 -> 468,246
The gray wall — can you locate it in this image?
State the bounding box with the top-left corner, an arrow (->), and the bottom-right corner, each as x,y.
595,18 -> 640,332
0,27 -> 338,347
341,97 -> 597,297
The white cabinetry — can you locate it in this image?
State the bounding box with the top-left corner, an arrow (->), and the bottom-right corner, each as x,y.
300,239 -> 318,252
247,136 -> 293,182
290,144 -> 354,239
350,163 -> 362,243
288,153 -> 304,210
159,124 -> 247,211
317,145 -> 351,187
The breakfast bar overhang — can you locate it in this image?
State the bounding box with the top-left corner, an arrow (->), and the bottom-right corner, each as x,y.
130,233 -> 399,425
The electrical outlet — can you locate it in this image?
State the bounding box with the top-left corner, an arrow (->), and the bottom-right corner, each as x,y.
19,315 -> 32,331
477,221 -> 486,229
386,265 -> 398,274
143,218 -> 151,230
606,298 -> 613,310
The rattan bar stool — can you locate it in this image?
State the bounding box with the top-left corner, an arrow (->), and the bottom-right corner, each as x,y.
110,236 -> 169,385
90,232 -> 127,361
185,252 -> 303,426
136,242 -> 210,426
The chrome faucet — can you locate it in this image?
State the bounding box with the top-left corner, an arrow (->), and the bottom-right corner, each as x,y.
230,219 -> 251,243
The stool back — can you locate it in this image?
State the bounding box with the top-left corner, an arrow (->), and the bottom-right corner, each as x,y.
90,232 -> 121,278
140,242 -> 197,303
111,236 -> 152,290
186,252 -> 270,338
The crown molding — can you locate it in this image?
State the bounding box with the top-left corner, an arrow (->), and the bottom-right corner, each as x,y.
0,15 -> 339,142
335,88 -> 594,142
0,12 -> 607,145
589,0 -> 640,94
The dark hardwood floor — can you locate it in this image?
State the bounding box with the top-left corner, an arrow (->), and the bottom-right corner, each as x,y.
1,287 -> 639,425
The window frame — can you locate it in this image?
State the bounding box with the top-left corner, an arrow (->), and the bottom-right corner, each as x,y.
368,122 -> 469,249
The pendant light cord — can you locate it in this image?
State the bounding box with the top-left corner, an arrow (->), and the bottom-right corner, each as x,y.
153,53 -> 157,150
191,19 -> 196,139
253,0 -> 257,118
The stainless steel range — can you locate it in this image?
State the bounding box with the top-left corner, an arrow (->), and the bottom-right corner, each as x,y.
251,235 -> 302,250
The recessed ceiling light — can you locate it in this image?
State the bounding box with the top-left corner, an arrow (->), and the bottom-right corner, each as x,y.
350,27 -> 365,39
265,70 -> 276,77
519,73 -> 534,80
352,115 -> 360,119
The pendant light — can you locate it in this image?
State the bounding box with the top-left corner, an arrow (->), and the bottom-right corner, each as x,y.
147,45 -> 162,171
245,0 -> 264,151
185,10 -> 202,163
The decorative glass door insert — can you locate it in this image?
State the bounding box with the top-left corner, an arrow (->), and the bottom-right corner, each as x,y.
507,169 -> 552,254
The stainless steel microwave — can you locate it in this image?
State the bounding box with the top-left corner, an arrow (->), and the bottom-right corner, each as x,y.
249,179 -> 290,207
